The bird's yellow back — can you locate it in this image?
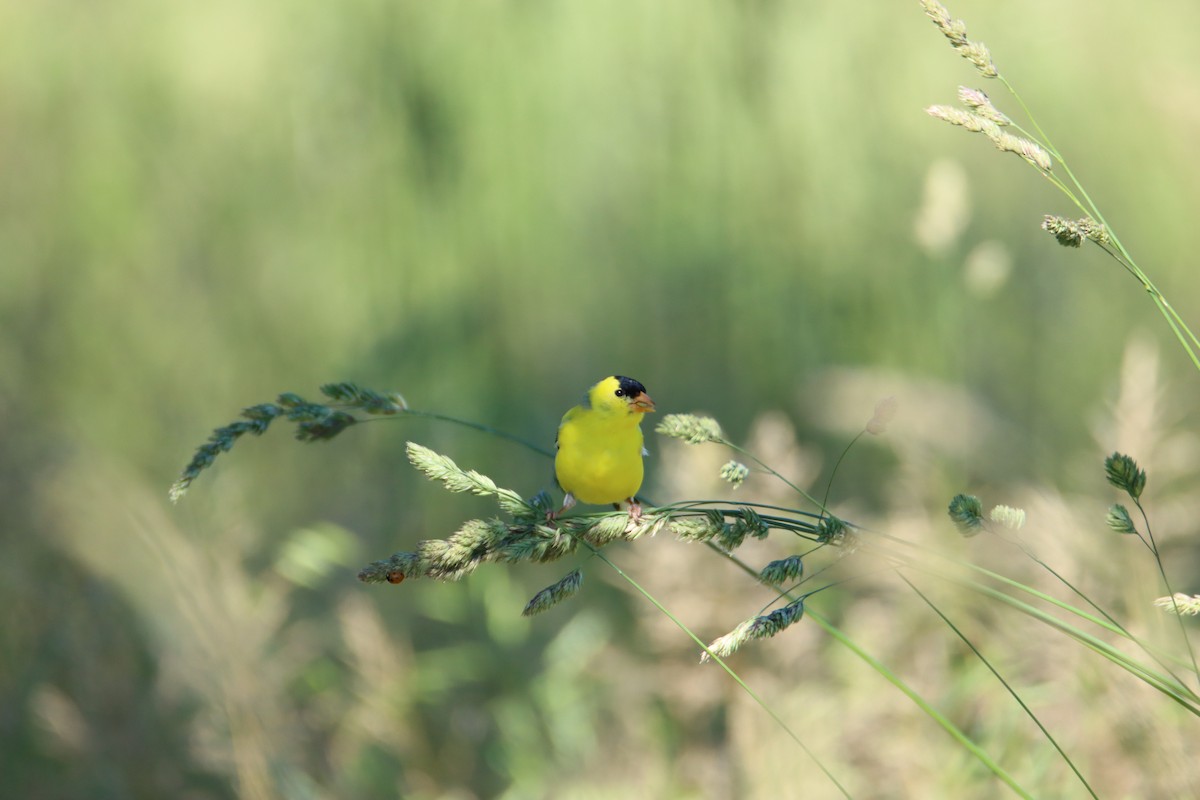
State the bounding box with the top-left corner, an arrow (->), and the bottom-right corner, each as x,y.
554,376 -> 650,506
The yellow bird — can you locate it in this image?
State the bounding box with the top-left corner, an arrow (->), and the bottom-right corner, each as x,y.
554,376 -> 656,520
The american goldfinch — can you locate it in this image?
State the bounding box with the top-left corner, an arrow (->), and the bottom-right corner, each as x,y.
554,375 -> 656,520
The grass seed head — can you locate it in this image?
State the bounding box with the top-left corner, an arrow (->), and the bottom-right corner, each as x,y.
921,0 -> 999,78
957,86 -> 1010,125
1105,504 -> 1137,535
948,494 -> 985,535
1105,452 -> 1146,499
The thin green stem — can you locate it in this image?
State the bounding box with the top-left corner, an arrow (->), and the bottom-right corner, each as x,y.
662,498 -> 827,521
905,560 -> 1200,714
999,78 -> 1103,222
586,543 -> 852,799
1134,499 -> 1200,686
999,532 -> 1195,691
898,573 -> 1099,800
805,606 -> 1034,800
862,528 -> 1200,691
1147,294 -> 1200,374
721,441 -> 828,514
823,430 -> 865,512
389,409 -> 555,457
1160,295 -> 1200,352
995,74 -> 1200,376
709,544 -> 1035,797
874,534 -> 1199,709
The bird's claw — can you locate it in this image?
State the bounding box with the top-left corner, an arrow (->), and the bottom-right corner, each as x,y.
624,499 -> 644,533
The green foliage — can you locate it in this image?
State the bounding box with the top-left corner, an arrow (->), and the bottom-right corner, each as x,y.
10,0 -> 1200,796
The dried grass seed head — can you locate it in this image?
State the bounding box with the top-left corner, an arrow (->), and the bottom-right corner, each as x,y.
865,396 -> 898,435
988,504 -> 1026,530
957,86 -> 1010,125
926,104 -> 996,134
1154,594 -> 1200,616
921,0 -> 999,78
655,413 -> 726,445
989,130 -> 1052,171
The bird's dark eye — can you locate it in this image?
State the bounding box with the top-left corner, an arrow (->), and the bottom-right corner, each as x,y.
615,388 -> 625,397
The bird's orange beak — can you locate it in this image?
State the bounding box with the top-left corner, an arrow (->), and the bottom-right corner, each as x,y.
631,392 -> 656,413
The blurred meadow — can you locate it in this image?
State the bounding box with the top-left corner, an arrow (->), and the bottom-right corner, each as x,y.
5,0 -> 1200,797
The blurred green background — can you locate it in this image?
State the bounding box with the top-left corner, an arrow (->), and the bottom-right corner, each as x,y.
5,0 -> 1200,797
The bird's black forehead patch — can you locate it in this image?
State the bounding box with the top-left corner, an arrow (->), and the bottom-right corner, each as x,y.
615,376 -> 647,397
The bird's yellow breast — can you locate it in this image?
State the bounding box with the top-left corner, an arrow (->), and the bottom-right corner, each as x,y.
555,404 -> 645,506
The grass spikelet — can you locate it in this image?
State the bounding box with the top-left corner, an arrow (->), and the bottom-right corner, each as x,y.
360,518 -> 580,586
948,494 -> 985,536
406,442 -> 532,515
717,521 -> 749,551
720,460 -> 750,487
169,410 -> 281,502
1104,452 -> 1146,499
1042,215 -> 1110,248
817,514 -> 847,544
926,105 -> 995,133
626,512 -> 671,541
759,555 -> 804,587
499,529 -> 577,565
319,382 -> 407,414
957,86 -> 1010,125
702,620 -> 756,662
1042,215 -> 1086,247
1078,217 -> 1111,245
920,0 -> 968,47
717,507 -> 771,551
276,392 -> 359,441
1106,504 -> 1137,535
655,413 -> 725,444
865,396 -> 898,435
920,0 -> 998,78
990,130 -> 1052,171
989,504 -> 1026,530
1154,594 -> 1200,616
357,551 -> 422,584
926,106 -> 1048,169
958,41 -> 998,78
171,382 -> 412,501
669,511 -> 727,542
427,519 -> 506,579
522,569 -> 583,617
573,513 -> 633,545
700,598 -> 806,663
523,490 -> 556,520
